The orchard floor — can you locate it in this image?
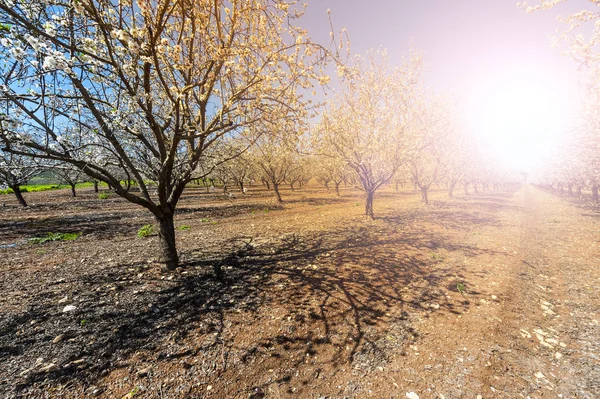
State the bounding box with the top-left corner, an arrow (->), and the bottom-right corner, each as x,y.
0,183 -> 599,398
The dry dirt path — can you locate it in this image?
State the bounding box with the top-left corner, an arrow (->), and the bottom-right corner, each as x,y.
395,184 -> 600,399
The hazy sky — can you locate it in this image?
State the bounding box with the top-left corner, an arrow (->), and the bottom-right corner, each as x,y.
303,0 -> 589,171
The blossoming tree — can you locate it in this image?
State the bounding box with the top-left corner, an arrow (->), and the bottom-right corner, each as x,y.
0,0 -> 335,269
316,50 -> 423,219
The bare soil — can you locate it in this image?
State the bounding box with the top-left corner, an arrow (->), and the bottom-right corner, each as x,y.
0,183 -> 598,398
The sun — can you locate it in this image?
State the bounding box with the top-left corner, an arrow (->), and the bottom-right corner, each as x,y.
465,67 -> 574,172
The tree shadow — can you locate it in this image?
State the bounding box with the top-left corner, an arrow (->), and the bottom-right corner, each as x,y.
1,212 -> 497,397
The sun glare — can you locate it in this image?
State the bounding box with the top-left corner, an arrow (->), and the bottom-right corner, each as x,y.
466,68 -> 571,172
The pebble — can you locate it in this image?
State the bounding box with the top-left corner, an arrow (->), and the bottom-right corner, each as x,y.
406,393 -> 419,399
39,363 -> 58,373
555,352 -> 563,359
137,367 -> 151,377
52,334 -> 64,344
534,371 -> 545,379
62,305 -> 77,312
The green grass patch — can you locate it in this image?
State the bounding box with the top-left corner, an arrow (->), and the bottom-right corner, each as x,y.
200,218 -> 211,223
177,225 -> 191,231
137,224 -> 155,238
98,192 -> 110,200
30,232 -> 81,244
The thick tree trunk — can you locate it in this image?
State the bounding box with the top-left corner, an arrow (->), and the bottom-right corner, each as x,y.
11,185 -> 27,207
273,182 -> 283,203
365,190 -> 375,220
70,184 -> 77,198
156,211 -> 179,271
238,181 -> 245,193
93,181 -> 99,193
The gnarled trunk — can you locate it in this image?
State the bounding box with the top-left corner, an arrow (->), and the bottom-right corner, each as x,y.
335,181 -> 341,196
273,181 -> 283,203
420,186 -> 429,205
156,210 -> 179,271
365,190 -> 375,220
93,181 -> 99,193
11,184 -> 27,207
70,183 -> 77,198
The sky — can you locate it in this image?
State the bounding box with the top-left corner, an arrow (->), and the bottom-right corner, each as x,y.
302,0 -> 590,172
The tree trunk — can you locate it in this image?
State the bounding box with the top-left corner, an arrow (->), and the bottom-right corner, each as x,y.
448,181 -> 456,198
420,186 -> 429,205
324,181 -> 329,190
365,190 -> 375,220
335,181 -> 341,197
156,211 -> 179,271
70,183 -> 77,198
273,182 -> 283,203
94,181 -> 99,193
11,185 -> 27,207
239,181 -> 245,193
290,182 -> 295,191
265,180 -> 270,190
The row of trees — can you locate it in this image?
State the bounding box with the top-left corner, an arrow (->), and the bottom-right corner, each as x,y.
0,0 -> 513,270
523,1 -> 600,200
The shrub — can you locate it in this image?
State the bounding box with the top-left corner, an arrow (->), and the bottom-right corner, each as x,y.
98,192 -> 109,200
137,224 -> 155,238
177,225 -> 190,231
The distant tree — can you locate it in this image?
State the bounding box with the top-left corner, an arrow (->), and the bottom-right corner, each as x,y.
407,96 -> 454,205
317,50 -> 424,218
0,150 -> 45,206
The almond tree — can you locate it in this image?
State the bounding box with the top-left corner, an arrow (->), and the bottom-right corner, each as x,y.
317,50 -> 423,219
407,96 -> 454,205
0,0 -> 336,270
0,150 -> 46,206
252,121 -> 301,203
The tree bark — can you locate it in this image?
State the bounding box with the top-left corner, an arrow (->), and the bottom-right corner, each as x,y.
273,182 -> 283,203
420,186 -> 429,205
70,183 -> 77,198
156,211 -> 179,271
335,181 -> 341,196
448,181 -> 456,198
365,190 -> 374,220
94,181 -> 99,193
11,185 -> 27,207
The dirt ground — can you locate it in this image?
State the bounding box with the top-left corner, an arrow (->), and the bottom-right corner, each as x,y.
0,183 -> 598,398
